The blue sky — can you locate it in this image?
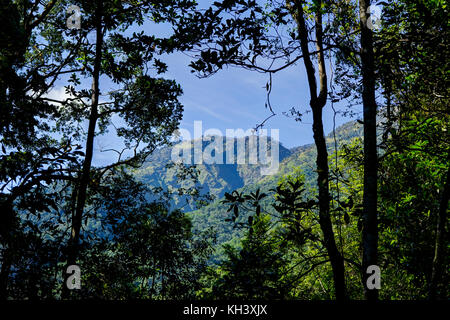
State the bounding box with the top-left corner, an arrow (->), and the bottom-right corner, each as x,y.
161,50 -> 354,149
143,0 -> 359,149
146,7 -> 358,150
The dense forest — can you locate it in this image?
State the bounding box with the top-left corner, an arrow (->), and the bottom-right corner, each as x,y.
0,0 -> 448,302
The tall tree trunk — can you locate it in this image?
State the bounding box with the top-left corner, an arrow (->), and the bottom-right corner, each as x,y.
63,1 -> 104,298
312,106 -> 347,301
429,162 -> 449,300
288,0 -> 347,300
359,0 -> 379,301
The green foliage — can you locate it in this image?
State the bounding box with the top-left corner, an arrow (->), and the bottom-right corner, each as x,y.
202,214 -> 292,299
79,202 -> 215,299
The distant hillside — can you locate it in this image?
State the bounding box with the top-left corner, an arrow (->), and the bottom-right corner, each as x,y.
133,120 -> 363,261
133,136 -> 292,210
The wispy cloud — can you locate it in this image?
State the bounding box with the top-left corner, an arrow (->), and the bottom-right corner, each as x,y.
183,99 -> 233,123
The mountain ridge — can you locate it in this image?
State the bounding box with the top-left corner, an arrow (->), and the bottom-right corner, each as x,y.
131,120 -> 363,258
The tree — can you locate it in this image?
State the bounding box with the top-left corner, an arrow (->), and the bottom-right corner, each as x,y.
54,2 -> 191,287
212,169 -> 342,299
0,0 -> 82,299
1,0 -> 201,298
332,0 -> 449,299
376,0 -> 449,299
358,0 -> 378,300
76,169 -> 215,299
208,213 -> 291,299
175,0 -> 347,299
1,165 -> 215,299
14,0 -> 191,295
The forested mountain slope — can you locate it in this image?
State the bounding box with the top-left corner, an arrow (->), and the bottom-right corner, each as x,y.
133,120 -> 363,256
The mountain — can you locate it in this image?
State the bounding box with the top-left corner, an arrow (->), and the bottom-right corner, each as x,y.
133,135 -> 292,210
132,120 -> 363,260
